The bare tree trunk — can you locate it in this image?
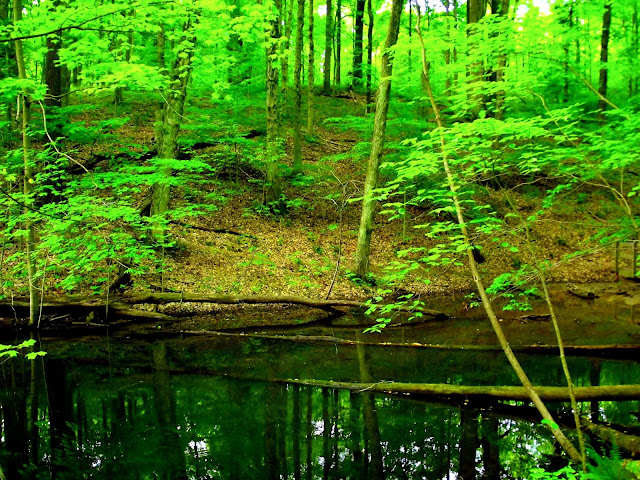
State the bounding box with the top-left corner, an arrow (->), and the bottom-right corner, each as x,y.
466,0 -> 486,117
634,1 -> 639,96
307,0 -> 315,134
323,0 -> 333,94
597,1 -> 612,117
352,0 -> 365,90
365,0 -> 374,113
266,0 -> 283,204
334,0 -> 341,86
293,0 -> 305,174
13,0 -> 39,327
414,8 -> 581,462
282,0 -> 294,89
353,0 -> 404,278
490,0 -> 510,120
44,14 -> 62,109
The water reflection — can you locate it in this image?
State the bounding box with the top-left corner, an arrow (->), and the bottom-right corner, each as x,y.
0,335 -> 638,479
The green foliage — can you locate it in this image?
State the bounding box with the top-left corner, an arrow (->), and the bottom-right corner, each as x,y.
584,445 -> 636,480
0,339 -> 46,362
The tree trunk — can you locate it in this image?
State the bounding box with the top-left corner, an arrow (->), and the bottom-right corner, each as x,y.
323,0 -> 332,94
157,24 -> 166,72
633,1 -> 639,96
282,0 -> 294,89
490,0 -> 510,120
352,0 -> 365,90
266,0 -> 283,205
415,10 -> 582,463
293,0 -> 305,174
44,25 -> 62,108
354,0 -> 403,278
150,16 -> 196,229
597,1 -> 612,117
365,0 -> 373,113
466,0 -> 486,117
334,0 -> 341,86
307,0 -> 315,134
13,0 -> 39,327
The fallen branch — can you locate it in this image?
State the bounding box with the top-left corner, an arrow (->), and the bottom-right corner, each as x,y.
581,416 -> 640,456
1,293 -> 446,322
178,330 -> 640,357
280,378 -> 640,403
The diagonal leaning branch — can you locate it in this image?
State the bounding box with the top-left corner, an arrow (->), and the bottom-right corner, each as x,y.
413,4 -> 582,463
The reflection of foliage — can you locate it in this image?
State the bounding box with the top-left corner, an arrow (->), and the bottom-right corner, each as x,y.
584,444 -> 635,480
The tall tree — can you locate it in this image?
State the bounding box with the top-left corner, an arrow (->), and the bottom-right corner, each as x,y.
282,0 -> 294,88
13,0 -> 39,326
150,14 -> 196,223
293,0 -> 305,173
488,0 -> 510,120
352,0 -> 366,90
354,0 -> 404,278
364,0 -> 374,112
466,0 -> 486,116
323,0 -> 333,94
598,1 -> 612,115
44,12 -> 63,109
307,0 -> 315,134
265,0 -> 283,204
334,0 -> 341,85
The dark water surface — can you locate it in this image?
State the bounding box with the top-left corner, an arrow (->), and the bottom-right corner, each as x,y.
0,330 -> 638,479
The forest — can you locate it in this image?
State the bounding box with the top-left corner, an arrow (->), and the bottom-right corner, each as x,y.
1,0 -> 640,478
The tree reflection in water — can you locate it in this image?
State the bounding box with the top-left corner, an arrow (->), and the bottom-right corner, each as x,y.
0,336 -> 637,479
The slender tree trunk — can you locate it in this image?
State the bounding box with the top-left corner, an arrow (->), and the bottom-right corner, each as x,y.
307,0 -> 315,134
282,0 -> 294,88
323,0 -> 333,94
597,1 -> 612,117
13,0 -> 39,326
292,385 -> 302,480
491,0 -> 510,120
634,1 -> 639,96
293,0 -> 305,174
352,0 -> 365,90
414,9 -> 581,463
353,0 -> 403,278
266,0 -> 283,204
364,0 -> 373,113
157,24 -> 166,72
0,0 -> 16,131
151,16 -> 196,228
44,21 -> 62,108
466,0 -> 486,117
334,0 -> 341,86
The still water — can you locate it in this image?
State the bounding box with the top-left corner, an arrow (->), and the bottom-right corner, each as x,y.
0,331 -> 638,479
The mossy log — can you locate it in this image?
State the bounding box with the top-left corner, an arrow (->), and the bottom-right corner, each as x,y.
0,293 -> 446,322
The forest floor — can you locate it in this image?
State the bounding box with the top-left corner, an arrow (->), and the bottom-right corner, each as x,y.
2,90 -> 637,332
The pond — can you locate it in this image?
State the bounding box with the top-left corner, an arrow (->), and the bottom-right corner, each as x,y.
0,321 -> 639,479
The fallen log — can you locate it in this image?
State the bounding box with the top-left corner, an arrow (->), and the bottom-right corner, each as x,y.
179,330 -> 640,358
1,293 -> 446,321
280,379 -> 640,402
581,416 -> 640,456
